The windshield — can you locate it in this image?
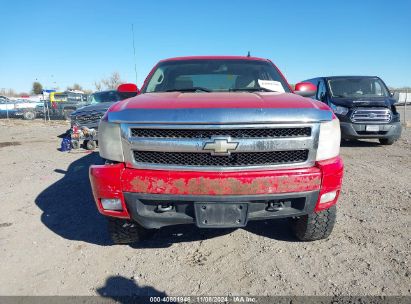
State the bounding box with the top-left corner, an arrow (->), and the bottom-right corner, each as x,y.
87,91 -> 122,104
328,77 -> 389,98
53,94 -> 68,102
142,59 -> 291,93
67,93 -> 86,101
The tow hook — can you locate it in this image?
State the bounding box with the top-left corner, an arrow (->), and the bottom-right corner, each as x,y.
266,201 -> 284,212
156,204 -> 173,212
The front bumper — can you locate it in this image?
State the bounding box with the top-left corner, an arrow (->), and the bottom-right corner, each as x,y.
89,157 -> 344,228
123,191 -> 320,229
340,122 -> 402,139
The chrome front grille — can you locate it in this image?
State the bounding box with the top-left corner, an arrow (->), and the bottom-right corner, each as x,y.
350,108 -> 391,123
122,124 -> 319,171
130,127 -> 311,139
73,111 -> 104,126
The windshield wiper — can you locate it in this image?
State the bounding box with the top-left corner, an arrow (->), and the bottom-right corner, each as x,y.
166,87 -> 211,93
229,87 -> 276,92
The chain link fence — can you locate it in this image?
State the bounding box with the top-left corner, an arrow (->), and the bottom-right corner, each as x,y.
391,90 -> 411,105
390,90 -> 410,125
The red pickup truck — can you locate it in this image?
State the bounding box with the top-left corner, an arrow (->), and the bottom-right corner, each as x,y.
89,56 -> 344,244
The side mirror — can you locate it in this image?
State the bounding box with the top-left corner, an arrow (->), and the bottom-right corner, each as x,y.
391,91 -> 400,102
117,83 -> 139,98
294,82 -> 317,97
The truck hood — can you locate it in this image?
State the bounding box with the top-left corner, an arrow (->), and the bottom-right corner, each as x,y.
73,102 -> 116,115
107,92 -> 333,124
330,96 -> 396,108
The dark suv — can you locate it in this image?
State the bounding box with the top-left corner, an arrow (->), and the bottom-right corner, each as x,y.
70,90 -> 124,129
303,76 -> 402,145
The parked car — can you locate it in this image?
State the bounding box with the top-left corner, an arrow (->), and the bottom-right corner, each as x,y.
70,90 -> 124,129
303,76 -> 402,145
14,99 -> 43,120
69,90 -> 134,150
0,99 -> 42,120
0,96 -> 10,102
89,56 -> 344,244
47,91 -> 89,120
0,99 -> 17,117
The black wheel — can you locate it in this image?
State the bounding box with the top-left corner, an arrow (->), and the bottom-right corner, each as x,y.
340,138 -> 349,145
86,140 -> 97,150
63,109 -> 74,120
71,140 -> 80,149
379,137 -> 395,145
108,218 -> 151,245
291,205 -> 337,241
23,111 -> 36,120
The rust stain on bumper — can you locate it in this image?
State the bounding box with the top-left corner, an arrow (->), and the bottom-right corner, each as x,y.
128,174 -> 321,195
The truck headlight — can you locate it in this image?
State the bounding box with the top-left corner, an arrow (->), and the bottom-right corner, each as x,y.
98,118 -> 124,162
316,118 -> 341,161
329,103 -> 349,116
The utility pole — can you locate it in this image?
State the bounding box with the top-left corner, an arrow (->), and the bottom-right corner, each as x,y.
2,88 -> 9,122
42,90 -> 46,123
405,88 -> 408,126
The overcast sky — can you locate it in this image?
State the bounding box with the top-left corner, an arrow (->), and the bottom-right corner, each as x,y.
1,0 -> 410,92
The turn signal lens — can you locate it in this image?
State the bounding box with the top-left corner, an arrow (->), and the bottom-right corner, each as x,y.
101,198 -> 123,211
319,191 -> 337,204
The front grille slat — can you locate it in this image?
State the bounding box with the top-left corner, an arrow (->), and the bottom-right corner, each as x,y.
73,112 -> 104,125
131,127 -> 311,138
351,108 -> 391,123
133,150 -> 309,167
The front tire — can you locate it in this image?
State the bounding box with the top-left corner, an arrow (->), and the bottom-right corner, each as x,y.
291,205 -> 337,241
71,140 -> 80,149
379,137 -> 395,145
23,110 -> 36,120
86,140 -> 97,150
108,218 -> 151,245
63,109 -> 74,121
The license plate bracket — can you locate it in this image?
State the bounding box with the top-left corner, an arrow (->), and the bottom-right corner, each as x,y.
194,202 -> 248,228
366,125 -> 380,132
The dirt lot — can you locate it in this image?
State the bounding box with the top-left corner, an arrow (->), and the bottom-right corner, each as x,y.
0,112 -> 410,297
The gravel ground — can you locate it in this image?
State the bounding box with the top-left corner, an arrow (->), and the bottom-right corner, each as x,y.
0,113 -> 410,297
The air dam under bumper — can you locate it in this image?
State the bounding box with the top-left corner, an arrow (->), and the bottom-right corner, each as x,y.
340,122 -> 402,140
89,157 -> 343,229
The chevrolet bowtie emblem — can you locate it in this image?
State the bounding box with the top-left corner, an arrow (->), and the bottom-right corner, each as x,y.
203,137 -> 239,155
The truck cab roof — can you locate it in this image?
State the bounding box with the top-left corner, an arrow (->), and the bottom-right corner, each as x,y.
160,55 -> 271,63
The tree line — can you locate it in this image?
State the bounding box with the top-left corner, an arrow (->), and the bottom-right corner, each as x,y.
1,72 -> 125,97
